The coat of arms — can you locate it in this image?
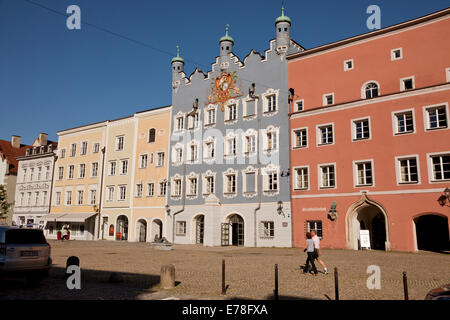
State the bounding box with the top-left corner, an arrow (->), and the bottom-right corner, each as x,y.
206,71 -> 243,111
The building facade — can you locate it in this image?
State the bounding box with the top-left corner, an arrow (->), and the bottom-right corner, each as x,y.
166,9 -> 303,247
288,9 -> 450,252
46,122 -> 107,240
13,133 -> 57,228
0,136 -> 30,225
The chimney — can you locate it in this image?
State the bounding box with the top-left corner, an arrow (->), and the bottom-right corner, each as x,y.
11,135 -> 21,148
39,133 -> 48,146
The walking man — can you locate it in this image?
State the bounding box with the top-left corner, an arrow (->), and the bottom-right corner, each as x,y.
311,230 -> 328,274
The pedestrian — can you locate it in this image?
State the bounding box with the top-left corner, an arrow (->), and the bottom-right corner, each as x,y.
62,225 -> 68,241
303,232 -> 318,276
311,230 -> 328,274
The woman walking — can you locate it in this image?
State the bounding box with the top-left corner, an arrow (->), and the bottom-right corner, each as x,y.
303,232 -> 318,276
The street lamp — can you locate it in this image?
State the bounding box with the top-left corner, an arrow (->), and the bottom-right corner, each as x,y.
437,188 -> 450,207
277,200 -> 284,216
165,204 -> 171,216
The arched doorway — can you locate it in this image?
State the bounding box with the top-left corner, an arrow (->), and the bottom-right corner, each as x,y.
136,219 -> 147,242
194,215 -> 205,244
151,219 -> 163,241
116,215 -> 128,241
414,214 -> 449,252
228,214 -> 244,246
346,193 -> 390,251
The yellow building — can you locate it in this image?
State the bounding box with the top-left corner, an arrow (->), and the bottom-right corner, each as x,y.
45,121 -> 108,240
132,106 -> 172,242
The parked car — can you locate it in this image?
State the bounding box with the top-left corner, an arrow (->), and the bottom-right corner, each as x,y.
0,226 -> 52,283
425,284 -> 450,300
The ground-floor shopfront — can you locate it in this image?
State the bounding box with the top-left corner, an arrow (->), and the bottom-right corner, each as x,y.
42,212 -> 98,240
292,191 -> 450,252
12,211 -> 47,229
166,195 -> 292,247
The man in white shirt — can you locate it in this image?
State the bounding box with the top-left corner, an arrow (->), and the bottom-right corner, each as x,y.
311,230 -> 328,274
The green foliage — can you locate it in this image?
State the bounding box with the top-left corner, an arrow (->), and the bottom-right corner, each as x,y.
0,185 -> 11,220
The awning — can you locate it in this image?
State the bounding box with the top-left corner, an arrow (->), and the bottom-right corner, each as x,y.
41,212 -> 97,222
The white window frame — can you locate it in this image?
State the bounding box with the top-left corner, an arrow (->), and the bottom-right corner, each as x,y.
139,154 -> 148,169
423,103 -> 449,131
316,123 -> 334,146
292,127 -> 308,149
106,186 -> 114,202
175,116 -> 184,132
391,48 -> 403,61
262,88 -> 279,114
294,99 -> 304,112
318,163 -> 337,189
322,93 -> 334,106
446,67 -> 450,83
361,81 -> 380,99
344,59 -> 354,71
78,164 -> 86,179
158,181 -> 167,197
243,97 -> 257,118
80,141 -> 88,155
392,108 -> 416,135
427,152 -> 450,183
109,161 -> 117,176
395,155 -> 420,185
204,107 -> 217,126
115,136 -> 124,151
68,165 -> 74,180
293,166 -> 309,190
259,221 -> 275,238
353,159 -> 375,187
400,76 -> 415,91
351,117 -> 371,141
176,221 -> 186,236
135,183 -> 143,198
118,185 -> 127,201
156,152 -> 165,167
91,162 -> 99,178
120,159 -> 128,175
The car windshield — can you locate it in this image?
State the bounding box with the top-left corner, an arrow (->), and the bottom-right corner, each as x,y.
5,229 -> 47,244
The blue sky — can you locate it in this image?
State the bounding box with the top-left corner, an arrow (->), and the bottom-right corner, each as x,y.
1,0 -> 448,144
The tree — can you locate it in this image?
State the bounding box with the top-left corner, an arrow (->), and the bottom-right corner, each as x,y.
0,185 -> 11,221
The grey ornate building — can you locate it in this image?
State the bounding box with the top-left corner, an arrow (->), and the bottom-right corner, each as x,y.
12,133 -> 57,228
166,9 -> 304,247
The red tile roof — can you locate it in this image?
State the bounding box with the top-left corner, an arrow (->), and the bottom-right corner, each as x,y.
0,140 -> 30,174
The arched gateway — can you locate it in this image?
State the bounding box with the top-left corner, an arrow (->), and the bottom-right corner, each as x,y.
346,193 -> 391,251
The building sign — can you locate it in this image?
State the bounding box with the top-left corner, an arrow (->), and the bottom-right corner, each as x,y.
207,71 -> 243,111
360,230 -> 371,249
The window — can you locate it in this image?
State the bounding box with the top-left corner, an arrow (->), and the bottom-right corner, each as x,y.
205,142 -> 215,159
19,192 -> 24,206
293,129 -> 307,148
58,167 -> 64,180
55,192 -> 61,205
266,172 -> 278,191
226,104 -> 237,121
446,67 -> 450,82
364,82 -> 379,99
188,178 -> 197,196
34,192 -> 39,206
27,192 -> 31,206
355,161 -> 373,186
68,165 -> 74,179
37,167 -> 42,180
116,136 -> 124,151
93,143 -> 100,154
140,154 -> 148,169
295,167 -> 309,190
176,117 -> 184,131
30,168 -> 34,181
353,119 -> 370,140
70,144 -> 76,157
159,181 -> 167,196
107,187 -> 114,201
136,184 -> 143,197
425,105 -> 447,130
266,95 -> 277,112
60,149 -> 66,158
205,176 -> 214,194
81,141 -> 88,155
344,59 -> 353,71
226,174 -> 236,193
148,128 -> 156,143
260,221 -> 274,238
42,191 -> 47,205
244,172 -> 256,193
206,109 -> 216,125
188,114 -> 199,129
118,186 -> 126,201
66,191 -> 72,205
79,164 -> 86,178
245,135 -> 256,154
175,147 -> 183,163
189,144 -> 198,162
391,48 -> 402,61
109,161 -> 116,175
226,138 -> 237,156
22,168 -> 27,182
90,190 -> 96,205
266,131 -> 278,151
295,100 -> 304,111
401,77 -> 414,91
157,152 -> 165,167
120,160 -> 128,175
430,154 -> 450,181
244,100 -> 256,117
45,166 -> 50,180
323,94 -> 334,106
176,221 -> 186,235
306,221 -> 323,238
173,179 -> 182,196
91,162 -> 98,177
398,157 -> 418,183
147,183 -> 155,197
320,164 -> 335,188
77,190 -> 84,205
394,111 -> 414,134
318,125 -> 333,145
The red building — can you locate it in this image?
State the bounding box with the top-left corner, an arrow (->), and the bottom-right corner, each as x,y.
288,8 -> 450,252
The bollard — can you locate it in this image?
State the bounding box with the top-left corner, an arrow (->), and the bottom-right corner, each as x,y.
334,267 -> 339,301
221,259 -> 226,295
65,256 -> 80,279
403,271 -> 409,300
160,264 -> 175,289
274,264 -> 279,300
